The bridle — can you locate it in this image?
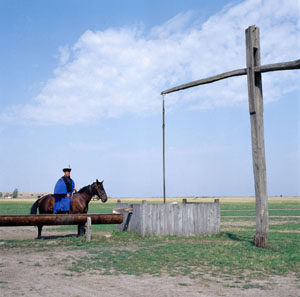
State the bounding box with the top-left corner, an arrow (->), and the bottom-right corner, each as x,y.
93,183 -> 105,201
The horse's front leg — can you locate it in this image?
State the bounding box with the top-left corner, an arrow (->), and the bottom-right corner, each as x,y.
37,224 -> 43,239
77,224 -> 86,237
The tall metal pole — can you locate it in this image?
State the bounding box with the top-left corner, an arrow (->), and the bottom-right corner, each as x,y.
162,95 -> 166,204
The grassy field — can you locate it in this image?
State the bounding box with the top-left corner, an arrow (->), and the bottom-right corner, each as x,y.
0,196 -> 299,290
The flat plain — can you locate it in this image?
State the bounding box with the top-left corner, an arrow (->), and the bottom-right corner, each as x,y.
0,196 -> 299,296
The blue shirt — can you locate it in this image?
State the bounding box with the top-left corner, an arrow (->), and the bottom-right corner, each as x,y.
54,177 -> 75,195
53,177 -> 75,213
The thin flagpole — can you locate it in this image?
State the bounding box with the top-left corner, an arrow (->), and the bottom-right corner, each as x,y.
162,95 -> 166,204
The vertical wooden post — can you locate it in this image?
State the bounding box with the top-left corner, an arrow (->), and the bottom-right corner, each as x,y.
86,217 -> 91,242
162,96 -> 166,204
245,25 -> 268,247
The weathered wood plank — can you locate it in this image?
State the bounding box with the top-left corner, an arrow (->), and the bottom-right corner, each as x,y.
169,204 -> 175,235
161,68 -> 247,95
132,204 -> 141,234
152,204 -> 158,235
117,201 -> 220,236
214,199 -> 221,234
174,204 -> 183,236
246,25 -> 268,248
256,59 -> 300,73
115,202 -> 130,231
86,217 -> 91,242
0,213 -> 123,226
141,200 -> 147,237
161,59 -> 300,95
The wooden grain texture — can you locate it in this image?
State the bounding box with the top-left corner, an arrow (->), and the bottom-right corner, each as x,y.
245,25 -> 268,248
214,199 -> 221,233
132,204 -> 141,234
116,201 -> 220,237
0,213 -> 123,226
161,61 -> 299,95
86,217 -> 91,242
256,59 -> 300,73
141,200 -> 147,237
174,204 -> 183,236
161,68 -> 247,95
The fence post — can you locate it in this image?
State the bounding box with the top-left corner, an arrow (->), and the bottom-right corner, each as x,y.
86,217 -> 91,242
245,25 -> 268,247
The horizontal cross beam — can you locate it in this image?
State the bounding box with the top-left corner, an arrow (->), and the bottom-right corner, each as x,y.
161,59 -> 300,95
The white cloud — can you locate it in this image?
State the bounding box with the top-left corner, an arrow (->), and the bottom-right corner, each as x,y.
2,0 -> 299,125
58,45 -> 70,65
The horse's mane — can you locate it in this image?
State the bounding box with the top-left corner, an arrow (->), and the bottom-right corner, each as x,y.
78,185 -> 91,193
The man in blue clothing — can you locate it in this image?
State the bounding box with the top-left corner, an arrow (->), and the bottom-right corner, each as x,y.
53,167 -> 76,214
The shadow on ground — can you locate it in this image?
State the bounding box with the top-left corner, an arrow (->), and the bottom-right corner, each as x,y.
36,234 -> 78,240
224,232 -> 253,245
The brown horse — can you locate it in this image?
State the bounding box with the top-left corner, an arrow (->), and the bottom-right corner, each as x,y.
30,179 -> 108,238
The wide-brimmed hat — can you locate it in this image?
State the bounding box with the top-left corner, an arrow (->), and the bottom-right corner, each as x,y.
62,167 -> 71,172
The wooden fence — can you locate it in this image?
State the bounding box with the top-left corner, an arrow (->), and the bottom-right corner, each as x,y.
116,200 -> 220,237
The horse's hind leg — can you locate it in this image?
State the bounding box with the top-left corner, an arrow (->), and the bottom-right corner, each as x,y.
77,224 -> 86,237
37,225 -> 43,239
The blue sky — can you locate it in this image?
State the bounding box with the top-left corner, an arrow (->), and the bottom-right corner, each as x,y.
0,0 -> 299,197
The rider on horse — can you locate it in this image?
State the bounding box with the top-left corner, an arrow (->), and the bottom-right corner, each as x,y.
53,167 -> 77,214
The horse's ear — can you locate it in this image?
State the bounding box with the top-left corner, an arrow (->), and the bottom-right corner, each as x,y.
96,179 -> 99,183
101,180 -> 104,184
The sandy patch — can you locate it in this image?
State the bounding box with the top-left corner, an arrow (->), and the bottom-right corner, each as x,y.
0,226 -> 78,240
0,226 -> 112,240
0,247 -> 298,297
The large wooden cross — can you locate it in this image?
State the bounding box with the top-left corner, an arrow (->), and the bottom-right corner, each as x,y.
161,25 -> 300,248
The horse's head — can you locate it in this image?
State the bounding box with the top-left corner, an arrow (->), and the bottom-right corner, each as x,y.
91,179 -> 108,203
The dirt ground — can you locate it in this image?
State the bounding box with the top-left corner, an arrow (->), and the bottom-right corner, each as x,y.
0,227 -> 299,297
0,226 -> 76,240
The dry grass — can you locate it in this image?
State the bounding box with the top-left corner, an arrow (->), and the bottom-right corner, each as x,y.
111,196 -> 299,204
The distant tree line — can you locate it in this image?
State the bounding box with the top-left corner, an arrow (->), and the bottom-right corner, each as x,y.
12,188 -> 18,198
0,189 -> 18,198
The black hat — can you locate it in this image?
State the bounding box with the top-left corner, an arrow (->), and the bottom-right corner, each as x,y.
62,167 -> 71,172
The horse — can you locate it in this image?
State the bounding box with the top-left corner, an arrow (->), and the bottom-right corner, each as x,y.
30,179 -> 108,239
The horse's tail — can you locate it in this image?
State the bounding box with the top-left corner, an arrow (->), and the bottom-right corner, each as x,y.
30,199 -> 40,214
